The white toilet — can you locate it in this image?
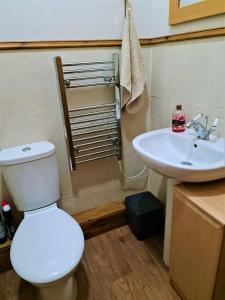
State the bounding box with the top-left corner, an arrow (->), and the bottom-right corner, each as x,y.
0,141 -> 84,300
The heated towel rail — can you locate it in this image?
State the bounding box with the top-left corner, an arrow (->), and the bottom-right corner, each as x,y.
55,54 -> 122,170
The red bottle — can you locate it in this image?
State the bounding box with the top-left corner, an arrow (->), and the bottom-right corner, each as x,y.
172,105 -> 186,133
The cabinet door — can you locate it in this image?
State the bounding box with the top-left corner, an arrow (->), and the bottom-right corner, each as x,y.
170,191 -> 223,300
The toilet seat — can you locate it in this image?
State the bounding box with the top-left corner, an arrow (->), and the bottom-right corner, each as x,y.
10,204 -> 84,285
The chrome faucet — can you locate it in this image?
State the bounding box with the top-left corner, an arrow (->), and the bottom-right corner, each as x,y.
186,113 -> 219,140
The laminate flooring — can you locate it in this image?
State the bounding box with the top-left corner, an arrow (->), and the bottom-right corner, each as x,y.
0,225 -> 180,300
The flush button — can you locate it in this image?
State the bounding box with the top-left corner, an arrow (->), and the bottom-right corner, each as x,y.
22,147 -> 31,152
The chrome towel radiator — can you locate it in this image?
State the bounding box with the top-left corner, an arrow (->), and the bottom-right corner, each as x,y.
55,54 -> 122,170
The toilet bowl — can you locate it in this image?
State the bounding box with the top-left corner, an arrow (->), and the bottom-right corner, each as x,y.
0,141 -> 84,300
11,203 -> 84,300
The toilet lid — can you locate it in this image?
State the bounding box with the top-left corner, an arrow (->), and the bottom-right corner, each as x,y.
10,204 -> 84,284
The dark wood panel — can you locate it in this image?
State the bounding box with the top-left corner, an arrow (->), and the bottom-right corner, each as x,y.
75,201 -> 127,239
0,239 -> 11,273
0,244 -> 12,273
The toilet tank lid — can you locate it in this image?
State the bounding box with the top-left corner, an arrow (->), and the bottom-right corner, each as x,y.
0,141 -> 55,165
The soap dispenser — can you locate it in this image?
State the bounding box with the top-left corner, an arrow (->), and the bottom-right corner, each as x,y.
172,105 -> 186,133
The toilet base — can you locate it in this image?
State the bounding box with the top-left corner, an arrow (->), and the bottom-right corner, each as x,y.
37,274 -> 77,300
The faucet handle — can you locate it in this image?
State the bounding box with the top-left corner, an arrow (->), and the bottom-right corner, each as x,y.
210,117 -> 219,132
193,113 -> 204,121
213,117 -> 219,127
186,113 -> 203,128
207,117 -> 219,142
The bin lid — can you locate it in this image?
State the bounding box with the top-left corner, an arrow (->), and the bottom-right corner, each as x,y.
125,192 -> 163,215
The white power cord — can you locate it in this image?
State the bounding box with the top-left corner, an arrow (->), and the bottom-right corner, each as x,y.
118,160 -> 146,179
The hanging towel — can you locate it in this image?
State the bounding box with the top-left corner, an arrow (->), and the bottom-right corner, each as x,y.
120,5 -> 146,114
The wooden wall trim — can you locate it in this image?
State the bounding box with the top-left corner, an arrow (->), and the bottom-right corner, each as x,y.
0,39 -> 121,50
0,27 -> 224,50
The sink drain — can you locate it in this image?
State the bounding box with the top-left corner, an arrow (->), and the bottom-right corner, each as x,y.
181,161 -> 193,166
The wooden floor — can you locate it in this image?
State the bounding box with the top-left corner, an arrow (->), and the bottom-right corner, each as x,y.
0,226 -> 180,300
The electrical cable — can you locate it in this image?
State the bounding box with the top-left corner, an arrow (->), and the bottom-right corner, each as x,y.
118,160 -> 146,179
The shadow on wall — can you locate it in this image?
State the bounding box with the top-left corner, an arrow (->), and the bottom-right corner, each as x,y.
69,85 -> 150,212
0,173 -> 23,224
121,88 -> 150,191
121,89 -> 150,144
148,170 -> 167,204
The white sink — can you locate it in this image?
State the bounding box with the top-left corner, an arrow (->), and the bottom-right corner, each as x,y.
133,128 -> 225,182
133,127 -> 225,266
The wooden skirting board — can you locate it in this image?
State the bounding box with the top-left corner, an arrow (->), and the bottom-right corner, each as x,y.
75,200 -> 126,239
0,27 -> 224,50
0,200 -> 126,273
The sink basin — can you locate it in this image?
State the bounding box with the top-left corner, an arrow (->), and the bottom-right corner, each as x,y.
133,128 -> 225,182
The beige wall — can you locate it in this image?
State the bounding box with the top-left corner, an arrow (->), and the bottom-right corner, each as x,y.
0,48 -> 150,214
0,37 -> 224,214
148,37 -> 225,202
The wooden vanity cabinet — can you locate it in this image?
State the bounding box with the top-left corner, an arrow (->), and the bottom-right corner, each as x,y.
170,180 -> 225,300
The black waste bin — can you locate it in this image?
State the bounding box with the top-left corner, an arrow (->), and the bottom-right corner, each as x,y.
125,191 -> 164,240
